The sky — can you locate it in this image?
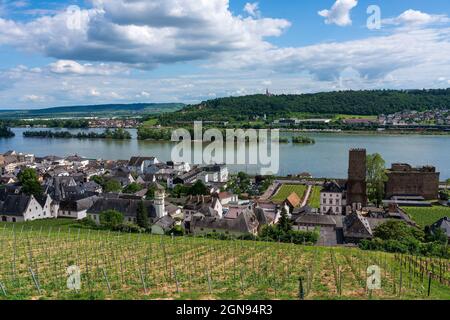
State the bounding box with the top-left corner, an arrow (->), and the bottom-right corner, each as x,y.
0,0 -> 449,109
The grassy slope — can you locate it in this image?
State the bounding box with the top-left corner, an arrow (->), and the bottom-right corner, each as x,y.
402,206 -> 450,228
271,185 -> 307,204
308,187 -> 322,209
0,221 -> 449,300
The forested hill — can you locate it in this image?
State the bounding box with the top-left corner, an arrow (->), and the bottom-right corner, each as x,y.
159,89 -> 450,123
0,103 -> 185,119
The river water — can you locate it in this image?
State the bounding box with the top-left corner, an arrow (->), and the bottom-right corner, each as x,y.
1,128 -> 449,179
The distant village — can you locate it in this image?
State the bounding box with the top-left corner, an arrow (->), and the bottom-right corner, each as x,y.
0,148 -> 449,245
273,109 -> 450,130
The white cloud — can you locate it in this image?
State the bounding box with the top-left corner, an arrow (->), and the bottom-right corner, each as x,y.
318,0 -> 358,27
0,0 -> 290,68
49,60 -> 126,75
22,94 -> 46,102
383,9 -> 450,26
244,2 -> 260,18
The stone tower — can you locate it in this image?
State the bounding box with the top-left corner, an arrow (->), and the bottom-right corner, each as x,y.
346,149 -> 367,207
154,183 -> 166,219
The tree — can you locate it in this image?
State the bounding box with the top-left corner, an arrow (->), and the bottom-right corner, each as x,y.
189,180 -> 209,196
366,153 -> 388,206
374,221 -> 424,242
171,184 -> 189,198
123,182 -> 143,194
99,210 -> 124,229
136,201 -> 149,229
104,179 -> 122,193
278,207 -> 292,233
18,168 -> 42,197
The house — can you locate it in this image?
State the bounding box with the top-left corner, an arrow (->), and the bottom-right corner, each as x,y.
151,215 -> 176,235
284,192 -> 301,213
429,217 -> 450,240
87,190 -> 166,224
342,212 -> 373,244
203,164 -> 229,183
183,195 -> 223,222
293,214 -> 341,246
65,155 -> 90,168
58,196 -> 98,220
223,203 -> 252,220
173,167 -> 203,185
320,181 -> 345,215
0,194 -> 55,222
128,157 -> 160,174
189,209 -> 259,236
217,192 -> 238,205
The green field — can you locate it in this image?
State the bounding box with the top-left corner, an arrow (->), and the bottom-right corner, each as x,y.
308,187 -> 322,209
271,185 -> 307,204
0,222 -> 449,300
402,206 -> 450,228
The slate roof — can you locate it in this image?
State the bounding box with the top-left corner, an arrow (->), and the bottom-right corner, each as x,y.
322,181 -> 344,193
153,215 -> 175,231
343,212 -> 373,240
431,217 -> 450,238
295,214 -> 337,227
128,157 -> 156,167
59,196 -> 98,212
0,194 -> 31,216
87,198 -> 157,219
191,209 -> 259,235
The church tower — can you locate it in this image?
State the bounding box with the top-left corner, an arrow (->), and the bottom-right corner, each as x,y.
154,183 -> 166,219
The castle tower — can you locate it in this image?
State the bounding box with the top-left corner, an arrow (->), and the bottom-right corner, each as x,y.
346,149 -> 367,207
154,183 -> 166,219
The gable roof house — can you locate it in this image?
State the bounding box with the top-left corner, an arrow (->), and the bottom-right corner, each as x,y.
183,195 -> 223,219
59,196 -> 98,220
190,209 -> 259,237
343,212 -> 373,244
284,192 -> 302,213
128,157 -> 160,174
151,215 -> 176,235
87,198 -> 161,225
429,217 -> 450,240
0,194 -> 55,222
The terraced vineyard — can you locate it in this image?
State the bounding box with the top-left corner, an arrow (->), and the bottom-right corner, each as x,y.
0,224 -> 449,300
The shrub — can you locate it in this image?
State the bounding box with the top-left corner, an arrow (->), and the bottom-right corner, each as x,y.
100,210 -> 124,229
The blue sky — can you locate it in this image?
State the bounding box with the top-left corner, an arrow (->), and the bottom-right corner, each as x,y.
0,0 -> 449,109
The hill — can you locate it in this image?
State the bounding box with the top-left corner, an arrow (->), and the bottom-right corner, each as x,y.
159,89 -> 450,124
0,103 -> 185,119
0,221 -> 449,300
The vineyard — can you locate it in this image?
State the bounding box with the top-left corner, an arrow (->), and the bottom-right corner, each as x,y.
0,224 -> 449,300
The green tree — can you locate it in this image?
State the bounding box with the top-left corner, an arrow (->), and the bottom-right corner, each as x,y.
99,210 -> 124,229
278,207 -> 292,233
18,168 -> 42,197
366,153 -> 388,206
104,179 -> 122,193
123,182 -> 143,194
91,175 -> 106,187
136,201 -> 149,229
374,221 -> 424,242
189,180 -> 209,195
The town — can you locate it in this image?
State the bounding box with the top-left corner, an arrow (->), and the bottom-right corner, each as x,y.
1,149 -> 449,248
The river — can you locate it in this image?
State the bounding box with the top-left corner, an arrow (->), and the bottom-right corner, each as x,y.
1,128 -> 449,179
